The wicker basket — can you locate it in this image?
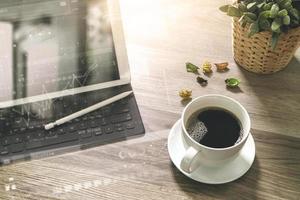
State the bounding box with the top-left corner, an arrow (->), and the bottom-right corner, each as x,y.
233,20 -> 300,74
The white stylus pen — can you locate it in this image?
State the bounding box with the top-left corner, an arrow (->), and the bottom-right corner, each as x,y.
44,90 -> 133,130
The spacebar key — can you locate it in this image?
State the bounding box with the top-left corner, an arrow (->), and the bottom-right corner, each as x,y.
27,133 -> 78,150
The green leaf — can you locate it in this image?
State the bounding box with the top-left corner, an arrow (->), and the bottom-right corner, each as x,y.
238,2 -> 248,12
244,15 -> 255,23
227,6 -> 242,17
278,9 -> 288,17
259,19 -> 271,30
270,4 -> 280,18
248,21 -> 259,37
283,15 -> 291,25
282,0 -> 292,9
271,17 -> 282,32
186,62 -> 199,73
247,2 -> 257,11
257,2 -> 265,9
278,0 -> 291,7
276,0 -> 285,5
219,5 -> 229,12
271,32 -> 280,50
289,8 -> 300,20
263,2 -> 273,11
239,15 -> 248,27
225,78 -> 240,88
259,10 -> 271,19
244,12 -> 257,21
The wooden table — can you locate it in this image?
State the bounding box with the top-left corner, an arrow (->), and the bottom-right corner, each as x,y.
1,0 -> 300,199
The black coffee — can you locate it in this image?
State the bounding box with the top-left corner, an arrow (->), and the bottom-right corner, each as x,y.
186,107 -> 243,148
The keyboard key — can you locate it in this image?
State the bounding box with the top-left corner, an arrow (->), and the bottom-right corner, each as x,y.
68,125 -> 76,132
5,121 -> 11,127
13,136 -> 23,144
57,128 -> 65,135
46,130 -> 57,138
10,143 -> 24,153
79,130 -> 92,138
45,135 -> 58,140
20,127 -> 26,132
115,125 -> 124,132
104,126 -> 113,134
12,128 -> 19,134
36,124 -> 43,129
47,133 -> 78,145
27,133 -> 78,150
89,121 -> 97,128
118,108 -> 130,114
2,138 -> 10,146
112,105 -> 130,114
111,113 -> 132,124
7,130 -> 14,136
78,130 -> 86,135
99,118 -> 107,126
91,127 -> 103,136
0,146 -> 9,155
95,113 -> 103,118
25,134 -> 32,141
26,140 -> 43,150
78,122 -> 87,130
33,131 -> 45,139
126,122 -> 135,130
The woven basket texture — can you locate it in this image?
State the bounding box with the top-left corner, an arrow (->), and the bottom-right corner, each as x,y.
233,20 -> 300,74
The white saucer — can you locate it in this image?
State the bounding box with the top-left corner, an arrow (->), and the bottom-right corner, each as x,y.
168,120 -> 255,184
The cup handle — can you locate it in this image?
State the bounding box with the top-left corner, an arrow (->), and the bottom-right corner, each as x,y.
180,146 -> 201,173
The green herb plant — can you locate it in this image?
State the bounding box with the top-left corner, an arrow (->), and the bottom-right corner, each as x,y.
220,0 -> 300,49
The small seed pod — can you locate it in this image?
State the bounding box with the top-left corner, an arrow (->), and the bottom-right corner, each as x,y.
179,89 -> 192,100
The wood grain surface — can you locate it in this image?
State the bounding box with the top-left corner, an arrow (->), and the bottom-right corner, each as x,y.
0,0 -> 300,199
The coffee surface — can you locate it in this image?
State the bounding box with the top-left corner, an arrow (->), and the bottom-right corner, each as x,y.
187,107 -> 242,148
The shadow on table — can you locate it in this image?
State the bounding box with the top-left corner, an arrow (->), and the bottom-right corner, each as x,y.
226,86 -> 243,93
237,56 -> 300,85
170,157 -> 261,199
237,56 -> 300,92
237,56 -> 300,135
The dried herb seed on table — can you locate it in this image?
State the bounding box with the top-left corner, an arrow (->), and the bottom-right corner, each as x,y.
196,76 -> 208,86
186,62 -> 199,74
179,89 -> 192,100
214,62 -> 229,71
202,61 -> 213,74
225,78 -> 240,88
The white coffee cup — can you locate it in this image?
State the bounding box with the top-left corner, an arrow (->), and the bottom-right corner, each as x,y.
180,94 -> 251,173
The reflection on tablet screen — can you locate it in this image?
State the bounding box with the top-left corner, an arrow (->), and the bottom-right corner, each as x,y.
0,0 -> 120,102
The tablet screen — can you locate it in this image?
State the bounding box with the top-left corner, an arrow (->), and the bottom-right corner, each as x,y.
0,0 -> 120,103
